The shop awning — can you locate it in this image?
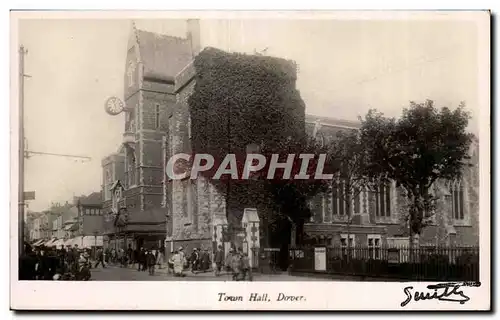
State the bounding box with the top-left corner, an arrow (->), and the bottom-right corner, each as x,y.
32,239 -> 45,246
44,238 -> 57,247
52,239 -> 65,247
64,238 -> 74,247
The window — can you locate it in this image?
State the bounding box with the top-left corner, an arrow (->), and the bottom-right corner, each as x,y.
332,180 -> 346,216
127,149 -> 137,187
450,180 -> 465,220
367,235 -> 382,260
104,169 -> 112,201
168,115 -> 174,157
127,61 -> 135,87
155,104 -> 161,129
187,115 -> 192,139
331,180 -> 362,217
308,200 -> 315,222
340,234 -> 355,258
375,183 -> 391,217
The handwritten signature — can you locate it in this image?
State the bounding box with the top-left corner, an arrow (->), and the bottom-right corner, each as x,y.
401,282 -> 481,307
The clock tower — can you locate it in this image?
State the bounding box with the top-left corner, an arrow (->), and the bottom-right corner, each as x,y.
102,22 -> 195,250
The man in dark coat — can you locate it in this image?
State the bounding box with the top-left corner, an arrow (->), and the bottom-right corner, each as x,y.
146,250 -> 156,275
138,247 -> 147,271
19,243 -> 37,280
214,245 -> 224,276
190,248 -> 200,273
94,248 -> 106,268
127,244 -> 133,268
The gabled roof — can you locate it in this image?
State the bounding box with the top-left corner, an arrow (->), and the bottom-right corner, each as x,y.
79,191 -> 102,206
110,180 -> 124,192
135,29 -> 193,82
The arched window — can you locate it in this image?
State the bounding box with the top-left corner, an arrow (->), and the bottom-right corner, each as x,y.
128,149 -> 136,187
127,61 -> 135,87
450,180 -> 465,220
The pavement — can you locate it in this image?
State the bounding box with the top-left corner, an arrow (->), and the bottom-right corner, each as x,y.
89,263 -> 328,281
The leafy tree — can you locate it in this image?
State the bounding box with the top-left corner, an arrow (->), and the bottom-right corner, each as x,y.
327,128 -> 376,259
360,100 -> 473,249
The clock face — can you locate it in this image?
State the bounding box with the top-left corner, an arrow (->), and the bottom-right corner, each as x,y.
104,96 -> 124,115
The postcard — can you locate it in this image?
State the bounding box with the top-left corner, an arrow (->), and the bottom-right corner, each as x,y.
10,10 -> 490,311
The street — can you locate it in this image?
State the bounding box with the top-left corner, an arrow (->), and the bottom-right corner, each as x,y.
90,264 -> 327,281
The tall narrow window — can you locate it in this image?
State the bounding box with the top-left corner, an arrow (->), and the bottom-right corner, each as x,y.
353,187 -> 361,214
127,61 -> 135,87
155,104 -> 161,129
375,183 -> 391,217
187,115 -> 192,139
168,115 -> 174,158
451,180 -> 465,220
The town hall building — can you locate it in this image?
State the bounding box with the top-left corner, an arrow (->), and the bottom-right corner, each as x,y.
101,20 -> 480,264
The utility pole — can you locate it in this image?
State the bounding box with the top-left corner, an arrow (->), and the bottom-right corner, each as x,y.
18,46 -> 92,258
19,46 -> 27,256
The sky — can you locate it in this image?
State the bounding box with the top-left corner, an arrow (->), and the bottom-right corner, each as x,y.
17,14 -> 483,212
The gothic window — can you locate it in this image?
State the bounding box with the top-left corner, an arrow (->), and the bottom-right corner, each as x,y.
127,149 -> 137,187
183,179 -> 197,223
155,104 -> 161,129
104,169 -> 112,201
375,182 -> 391,217
168,115 -> 174,157
127,61 -> 135,87
450,180 -> 465,220
330,180 -> 362,217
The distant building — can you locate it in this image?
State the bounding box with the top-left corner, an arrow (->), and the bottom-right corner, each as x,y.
303,114 -> 480,249
76,191 -> 105,239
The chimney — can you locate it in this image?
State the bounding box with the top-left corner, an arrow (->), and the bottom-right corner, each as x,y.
186,19 -> 201,57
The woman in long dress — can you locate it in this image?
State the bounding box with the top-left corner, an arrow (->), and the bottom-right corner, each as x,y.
172,250 -> 185,277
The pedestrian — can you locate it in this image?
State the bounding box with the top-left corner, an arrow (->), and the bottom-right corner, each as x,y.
172,250 -> 185,277
94,247 -> 106,268
190,248 -> 200,273
127,244 -> 133,268
240,251 -> 252,281
139,247 -> 147,271
225,247 -> 234,272
19,243 -> 37,280
214,245 -> 224,277
156,247 -> 164,269
178,247 -> 186,269
167,251 -> 174,274
147,250 -> 156,276
231,248 -> 243,281
201,248 -> 210,272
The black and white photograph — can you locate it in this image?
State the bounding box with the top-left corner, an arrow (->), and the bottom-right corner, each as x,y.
10,10 -> 490,310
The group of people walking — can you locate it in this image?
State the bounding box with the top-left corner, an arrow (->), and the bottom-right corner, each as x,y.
20,242 -> 254,281
19,243 -> 92,281
167,245 -> 252,281
103,245 -> 165,276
